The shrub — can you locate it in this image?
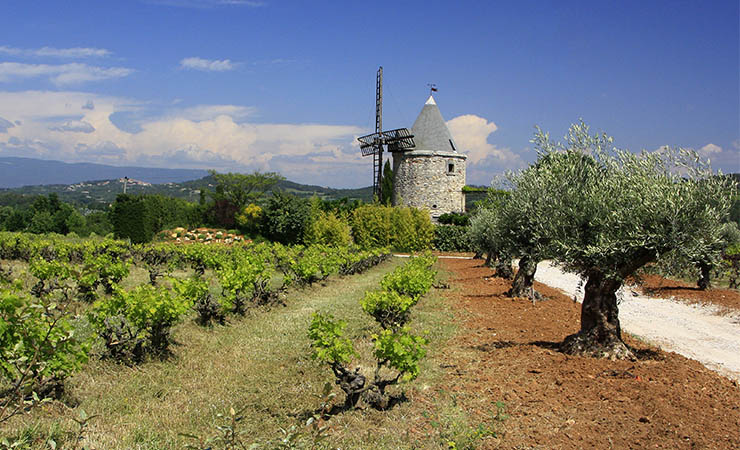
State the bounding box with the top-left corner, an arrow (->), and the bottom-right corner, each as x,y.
309,254 -> 435,410
380,254 -> 436,298
0,287 -> 89,420
372,328 -> 427,382
262,192 -> 311,245
433,225 -> 472,252
217,250 -> 273,313
90,285 -> 192,358
351,204 -> 392,249
351,205 -> 433,252
235,203 -> 263,235
173,276 -> 225,326
305,211 -> 353,247
361,289 -> 417,330
438,212 -> 470,226
391,206 -> 434,252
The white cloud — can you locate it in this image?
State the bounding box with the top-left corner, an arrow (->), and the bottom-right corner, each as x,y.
0,90 -> 366,185
50,120 -> 95,133
446,114 -> 524,168
699,143 -> 722,157
0,46 -> 111,58
179,57 -> 235,72
0,116 -> 14,132
174,104 -> 255,121
0,62 -> 133,85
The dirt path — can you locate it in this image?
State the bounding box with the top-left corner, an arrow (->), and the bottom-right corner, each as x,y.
438,258 -> 740,449
534,261 -> 740,381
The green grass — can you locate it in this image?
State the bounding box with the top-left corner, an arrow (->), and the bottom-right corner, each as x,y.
1,258 -> 489,449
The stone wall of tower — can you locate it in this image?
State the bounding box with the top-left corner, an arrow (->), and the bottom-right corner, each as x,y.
392,150 -> 466,219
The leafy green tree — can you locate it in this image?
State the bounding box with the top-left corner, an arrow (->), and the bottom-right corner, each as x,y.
110,194 -> 154,243
528,122 -> 735,359
494,150 -> 597,300
262,191 -> 311,245
208,170 -> 284,212
28,211 -> 55,234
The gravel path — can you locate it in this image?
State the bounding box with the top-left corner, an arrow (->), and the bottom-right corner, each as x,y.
534,261 -> 740,382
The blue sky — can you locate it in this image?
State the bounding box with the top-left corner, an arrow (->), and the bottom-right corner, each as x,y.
0,0 -> 737,187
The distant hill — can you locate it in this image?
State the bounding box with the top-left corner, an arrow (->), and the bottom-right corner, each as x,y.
0,171 -> 374,209
0,156 -> 374,207
0,157 -> 208,188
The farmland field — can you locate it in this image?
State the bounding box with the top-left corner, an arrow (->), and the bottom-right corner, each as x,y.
2,246 -> 739,448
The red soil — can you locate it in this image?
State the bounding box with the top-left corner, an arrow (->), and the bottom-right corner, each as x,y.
429,258 -> 740,449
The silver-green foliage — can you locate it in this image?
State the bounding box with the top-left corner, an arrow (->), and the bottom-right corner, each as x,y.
529,121 -> 735,280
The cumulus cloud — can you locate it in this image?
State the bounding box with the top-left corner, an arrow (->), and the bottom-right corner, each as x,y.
0,45 -> 111,58
0,90 -> 367,186
50,120 -> 96,133
698,143 -> 722,157
0,116 -> 14,133
446,114 -> 524,168
75,141 -> 127,158
174,104 -> 255,121
179,57 -> 235,72
0,62 -> 133,85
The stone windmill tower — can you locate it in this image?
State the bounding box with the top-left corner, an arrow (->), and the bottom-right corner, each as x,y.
392,94 -> 467,219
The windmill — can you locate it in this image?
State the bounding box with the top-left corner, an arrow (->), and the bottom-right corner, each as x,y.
358,67 -> 415,200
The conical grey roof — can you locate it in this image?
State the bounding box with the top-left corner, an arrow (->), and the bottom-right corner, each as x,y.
410,95 -> 458,153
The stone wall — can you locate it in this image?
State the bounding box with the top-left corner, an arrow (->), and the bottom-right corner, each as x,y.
392,150 -> 466,218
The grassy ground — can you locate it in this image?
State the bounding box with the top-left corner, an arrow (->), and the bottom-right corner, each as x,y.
3,257 -> 480,449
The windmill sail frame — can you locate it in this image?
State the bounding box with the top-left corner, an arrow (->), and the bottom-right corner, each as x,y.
358,67 -> 415,199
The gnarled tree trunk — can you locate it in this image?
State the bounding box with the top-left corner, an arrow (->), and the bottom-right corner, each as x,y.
696,261 -> 712,290
494,257 -> 514,280
560,270 -> 634,360
507,255 -> 540,301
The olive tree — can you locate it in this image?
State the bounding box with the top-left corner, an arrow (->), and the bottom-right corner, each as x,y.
673,221 -> 740,290
493,148 -> 601,300
530,122 -> 735,359
467,193 -> 514,279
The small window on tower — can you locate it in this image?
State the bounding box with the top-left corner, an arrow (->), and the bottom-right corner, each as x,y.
447,162 -> 455,174
449,139 -> 457,151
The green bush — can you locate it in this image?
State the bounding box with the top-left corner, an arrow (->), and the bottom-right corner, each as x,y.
305,211 -> 353,247
361,289 -> 417,330
262,192 -> 311,245
309,253 -> 435,410
380,254 -> 436,298
173,275 -> 225,326
0,287 -> 89,411
351,204 -> 433,252
351,204 -> 393,249
308,312 -> 357,366
373,328 -> 427,381
433,225 -> 472,252
217,250 -> 273,314
438,212 -> 470,226
90,284 -> 192,357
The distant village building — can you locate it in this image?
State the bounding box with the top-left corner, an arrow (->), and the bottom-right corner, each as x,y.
392,95 -> 467,219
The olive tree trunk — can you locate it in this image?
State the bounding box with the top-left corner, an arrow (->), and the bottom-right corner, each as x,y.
697,261 -> 712,290
494,257 -> 514,280
507,255 -> 539,301
560,270 -> 634,360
